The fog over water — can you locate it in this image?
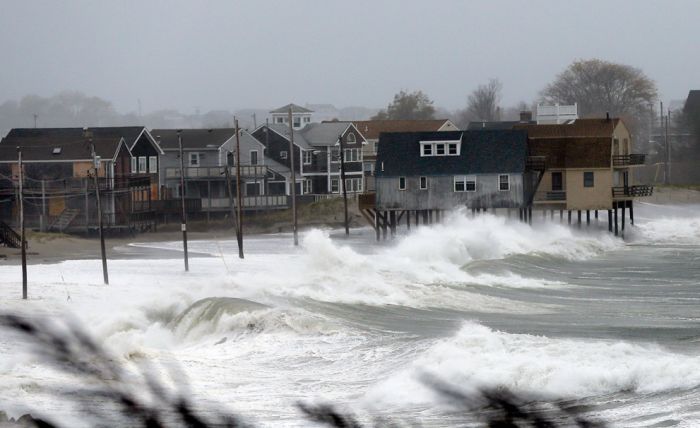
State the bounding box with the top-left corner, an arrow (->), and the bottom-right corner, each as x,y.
0,203 -> 699,426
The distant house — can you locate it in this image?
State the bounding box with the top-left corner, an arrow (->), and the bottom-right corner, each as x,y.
251,121 -> 366,195
515,117 -> 651,229
335,119 -> 458,191
152,128 -> 288,214
269,103 -> 313,130
373,130 -> 534,212
119,126 -> 164,199
0,127 -> 154,232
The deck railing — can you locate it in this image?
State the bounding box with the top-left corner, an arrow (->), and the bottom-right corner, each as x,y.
165,166 -> 268,179
534,191 -> 566,202
201,195 -> 288,210
613,154 -> 646,167
612,185 -> 654,198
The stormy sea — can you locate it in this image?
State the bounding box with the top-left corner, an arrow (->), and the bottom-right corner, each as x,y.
0,202 -> 699,427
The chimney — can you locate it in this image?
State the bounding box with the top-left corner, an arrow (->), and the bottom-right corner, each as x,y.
519,111 -> 533,123
606,112 -> 610,121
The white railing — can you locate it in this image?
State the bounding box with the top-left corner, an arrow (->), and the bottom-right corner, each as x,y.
536,103 -> 578,124
201,195 -> 288,210
165,165 -> 268,179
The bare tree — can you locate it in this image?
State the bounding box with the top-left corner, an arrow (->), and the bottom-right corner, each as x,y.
466,79 -> 502,122
371,90 -> 436,120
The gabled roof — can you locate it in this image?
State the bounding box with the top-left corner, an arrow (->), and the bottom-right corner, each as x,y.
151,128 -> 236,150
529,137 -> 611,168
338,119 -> 455,140
376,130 -> 528,177
269,103 -> 313,114
118,126 -> 164,155
262,123 -> 312,149
0,127 -> 129,162
300,122 -> 353,146
514,118 -> 622,138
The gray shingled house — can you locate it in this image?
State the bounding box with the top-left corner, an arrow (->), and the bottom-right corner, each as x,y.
373,129 -> 534,212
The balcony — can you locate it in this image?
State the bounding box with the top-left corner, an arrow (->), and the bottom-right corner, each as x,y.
165,165 -> 268,179
200,195 -> 288,211
612,185 -> 654,198
534,191 -> 566,202
613,154 -> 646,167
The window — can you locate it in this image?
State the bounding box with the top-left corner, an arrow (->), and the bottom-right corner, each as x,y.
420,141 -> 461,157
52,147 -> 61,155
138,156 -> 147,173
499,174 -> 510,191
454,176 -> 466,192
293,117 -> 301,128
250,150 -> 259,165
131,157 -> 137,174
420,176 -> 428,190
276,117 -> 284,124
584,171 -> 594,188
280,150 -> 288,160
149,156 -> 157,173
551,172 -> 563,191
304,117 -> 311,123
189,152 -> 200,167
346,133 -> 356,143
303,179 -> 312,194
303,151 -> 312,165
331,178 -> 339,193
363,162 -> 375,173
466,176 -> 476,191
344,177 -> 362,193
399,176 -> 406,190
343,148 -> 359,162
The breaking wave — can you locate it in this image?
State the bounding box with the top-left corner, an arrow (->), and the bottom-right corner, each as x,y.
632,216 -> 700,245
365,322 -> 700,405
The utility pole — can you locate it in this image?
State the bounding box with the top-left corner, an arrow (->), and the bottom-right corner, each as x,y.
87,130 -> 109,285
234,119 -> 244,258
177,130 -> 189,271
33,114 -> 37,129
224,152 -> 242,256
665,108 -> 670,185
18,147 -> 27,299
288,106 -> 298,246
252,112 -> 257,129
338,134 -> 349,236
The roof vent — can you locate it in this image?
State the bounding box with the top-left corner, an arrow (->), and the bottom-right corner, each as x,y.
52,147 -> 62,155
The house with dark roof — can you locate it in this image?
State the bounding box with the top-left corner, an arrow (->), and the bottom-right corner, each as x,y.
328,119 -> 458,192
0,127 -> 155,232
118,126 -> 164,199
251,121 -> 366,196
373,130 -> 534,214
152,128 -> 288,214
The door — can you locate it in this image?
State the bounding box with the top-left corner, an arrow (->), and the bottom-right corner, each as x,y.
551,172 -> 563,191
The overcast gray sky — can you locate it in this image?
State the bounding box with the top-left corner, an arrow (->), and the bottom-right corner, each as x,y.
1,0 -> 697,114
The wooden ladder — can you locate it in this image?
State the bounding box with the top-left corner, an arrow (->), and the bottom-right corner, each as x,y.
49,208 -> 80,232
0,220 -> 21,248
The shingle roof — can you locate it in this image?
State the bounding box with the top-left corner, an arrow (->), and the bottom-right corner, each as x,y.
376,130 -> 527,177
151,129 -> 236,150
265,123 -> 312,149
0,127 -> 127,162
529,137 -> 611,168
269,103 -> 313,114
341,119 -> 453,140
514,118 -> 621,138
300,122 -> 350,146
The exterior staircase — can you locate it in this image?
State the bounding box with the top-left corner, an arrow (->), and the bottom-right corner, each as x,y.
0,220 -> 21,248
49,208 -> 80,232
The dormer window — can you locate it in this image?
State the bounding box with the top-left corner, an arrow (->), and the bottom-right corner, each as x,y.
420,140 -> 461,157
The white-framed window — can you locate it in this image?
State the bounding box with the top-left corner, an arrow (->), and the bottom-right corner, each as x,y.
420,176 -> 428,190
331,178 -> 339,193
280,150 -> 288,160
303,179 -> 312,194
344,177 -> 362,193
138,156 -> 147,173
499,174 -> 510,191
303,150 -> 312,165
304,117 -> 311,123
344,148 -> 360,162
276,117 -> 284,124
399,176 -> 406,190
454,175 -> 466,192
346,133 -> 356,144
131,157 -> 137,174
293,117 -> 301,128
466,175 -> 476,192
250,150 -> 258,165
189,152 -> 200,167
330,147 -> 340,162
420,140 -> 461,157
149,156 -> 157,173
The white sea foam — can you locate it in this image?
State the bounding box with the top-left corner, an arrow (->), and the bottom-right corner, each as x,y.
365,321 -> 700,406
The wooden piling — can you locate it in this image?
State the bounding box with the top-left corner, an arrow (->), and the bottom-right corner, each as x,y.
629,201 -> 634,225
406,211 -> 411,230
586,210 -> 590,225
614,206 -> 618,236
390,211 -> 396,237
621,202 -> 625,234
567,210 -> 572,224
374,211 -> 380,241
608,210 -> 613,232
